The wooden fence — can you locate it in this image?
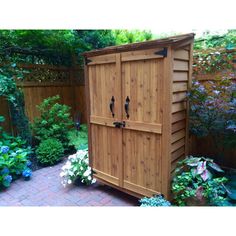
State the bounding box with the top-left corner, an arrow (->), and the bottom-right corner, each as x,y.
0,63 -> 87,135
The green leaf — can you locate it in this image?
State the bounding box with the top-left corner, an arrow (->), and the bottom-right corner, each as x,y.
208,162 -> 224,173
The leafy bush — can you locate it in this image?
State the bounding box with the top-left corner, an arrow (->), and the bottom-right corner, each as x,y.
60,149 -> 96,187
172,156 -> 230,206
0,138 -> 32,189
31,95 -> 73,148
139,194 -> 171,207
67,124 -> 88,150
189,78 -> 236,149
36,138 -> 64,166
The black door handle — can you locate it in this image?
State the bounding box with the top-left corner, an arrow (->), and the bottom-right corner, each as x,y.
110,96 -> 115,117
124,96 -> 130,118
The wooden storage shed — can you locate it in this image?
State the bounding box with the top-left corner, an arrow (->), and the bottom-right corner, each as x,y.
83,33 -> 194,199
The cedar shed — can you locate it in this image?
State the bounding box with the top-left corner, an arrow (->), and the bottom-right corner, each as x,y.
83,33 -> 194,200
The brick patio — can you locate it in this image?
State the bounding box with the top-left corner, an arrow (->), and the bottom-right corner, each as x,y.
0,161 -> 139,206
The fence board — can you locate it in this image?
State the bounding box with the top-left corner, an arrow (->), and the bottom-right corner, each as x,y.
0,97 -> 13,134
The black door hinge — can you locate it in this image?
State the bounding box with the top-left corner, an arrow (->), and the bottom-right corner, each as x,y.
85,58 -> 92,65
155,47 -> 168,57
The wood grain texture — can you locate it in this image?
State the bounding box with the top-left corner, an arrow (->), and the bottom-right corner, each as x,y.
83,33 -> 195,57
160,46 -> 173,199
84,35 -> 194,199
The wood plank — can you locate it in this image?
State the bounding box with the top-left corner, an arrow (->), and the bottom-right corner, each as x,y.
172,120 -> 186,133
85,63 -> 92,167
172,111 -> 186,123
86,54 -> 116,65
90,115 -> 119,127
173,72 -> 188,81
116,53 -> 123,187
174,49 -> 189,60
83,33 -> 195,57
172,102 -> 186,113
160,46 -> 172,199
171,146 -> 185,162
171,155 -> 185,172
185,42 -> 194,157
171,129 -> 186,144
172,92 -> 187,103
123,181 -> 160,197
171,138 -> 185,152
17,81 -> 73,87
121,48 -> 164,62
124,120 -> 162,134
173,60 -> 189,71
93,169 -> 119,186
173,82 -> 188,92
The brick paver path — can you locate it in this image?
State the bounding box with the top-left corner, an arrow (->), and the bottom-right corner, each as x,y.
0,161 -> 138,206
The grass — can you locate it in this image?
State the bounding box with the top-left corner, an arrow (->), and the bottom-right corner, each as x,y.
67,124 -> 88,150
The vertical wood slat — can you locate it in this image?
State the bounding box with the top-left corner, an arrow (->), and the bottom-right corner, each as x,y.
185,43 -> 193,157
161,46 -> 173,199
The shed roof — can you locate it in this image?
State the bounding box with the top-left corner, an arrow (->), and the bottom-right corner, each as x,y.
83,33 -> 195,57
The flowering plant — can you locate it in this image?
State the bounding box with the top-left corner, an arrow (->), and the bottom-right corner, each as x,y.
189,78 -> 236,151
60,149 -> 96,187
22,169 -> 32,179
0,143 -> 32,188
0,116 -> 32,189
172,156 -> 230,206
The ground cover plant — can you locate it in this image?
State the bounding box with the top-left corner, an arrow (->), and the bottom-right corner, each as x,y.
139,194 -> 171,207
172,156 -> 231,206
67,124 -> 88,150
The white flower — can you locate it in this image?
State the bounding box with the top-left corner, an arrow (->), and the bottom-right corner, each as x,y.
80,167 -> 83,171
68,179 -> 72,184
60,172 -> 65,177
87,176 -> 92,181
92,179 -> 96,184
83,169 -> 91,177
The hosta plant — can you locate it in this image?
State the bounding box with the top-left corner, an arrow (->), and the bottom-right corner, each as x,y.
139,194 -> 171,207
172,156 -> 230,206
60,149 -> 96,187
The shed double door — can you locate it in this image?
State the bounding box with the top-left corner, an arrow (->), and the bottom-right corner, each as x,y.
88,50 -> 164,196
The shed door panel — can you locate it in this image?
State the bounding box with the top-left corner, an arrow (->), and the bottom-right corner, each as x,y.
88,61 -> 122,186
121,58 -> 163,196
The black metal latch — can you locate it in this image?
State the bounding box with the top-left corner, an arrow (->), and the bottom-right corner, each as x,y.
113,121 -> 126,128
155,47 -> 168,57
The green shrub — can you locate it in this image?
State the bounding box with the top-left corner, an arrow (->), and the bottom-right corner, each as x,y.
0,117 -> 32,189
36,138 -> 64,166
67,124 -> 88,150
139,194 -> 171,207
31,95 -> 73,148
172,156 -> 230,206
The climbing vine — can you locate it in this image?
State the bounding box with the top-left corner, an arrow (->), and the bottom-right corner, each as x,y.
0,64 -> 31,144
